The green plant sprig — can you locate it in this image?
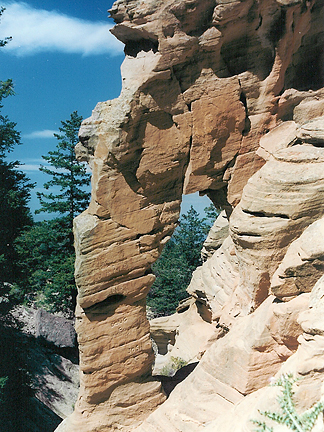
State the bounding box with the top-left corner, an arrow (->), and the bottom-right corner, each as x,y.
251,374 -> 324,432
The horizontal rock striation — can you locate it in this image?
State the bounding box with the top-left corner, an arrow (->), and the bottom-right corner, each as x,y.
230,143 -> 324,313
56,0 -> 324,430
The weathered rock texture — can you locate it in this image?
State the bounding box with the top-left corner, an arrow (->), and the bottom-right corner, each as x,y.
135,294 -> 309,432
150,301 -> 215,375
201,210 -> 229,260
56,0 -> 324,430
202,275 -> 324,432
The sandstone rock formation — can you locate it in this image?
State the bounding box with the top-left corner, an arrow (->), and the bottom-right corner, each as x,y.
271,216 -> 324,299
133,121 -> 324,431
56,0 -> 324,430
134,294 -> 309,432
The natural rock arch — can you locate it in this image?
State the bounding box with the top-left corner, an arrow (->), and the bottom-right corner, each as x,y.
56,0 -> 324,430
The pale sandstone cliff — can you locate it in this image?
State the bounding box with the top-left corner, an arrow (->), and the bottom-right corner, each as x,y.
56,0 -> 324,430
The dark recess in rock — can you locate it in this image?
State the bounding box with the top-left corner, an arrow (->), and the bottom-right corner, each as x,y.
124,38 -> 159,57
239,91 -> 251,136
267,8 -> 286,45
285,32 -> 324,91
158,362 -> 198,397
221,35 -> 274,80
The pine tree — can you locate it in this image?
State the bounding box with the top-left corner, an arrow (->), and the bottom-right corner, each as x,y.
14,218 -> 76,315
14,111 -> 91,314
36,111 -> 90,230
172,206 -> 210,272
147,206 -> 217,317
0,159 -> 34,283
0,12 -> 34,285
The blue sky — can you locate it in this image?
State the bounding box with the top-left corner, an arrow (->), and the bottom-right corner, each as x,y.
0,1 -> 210,221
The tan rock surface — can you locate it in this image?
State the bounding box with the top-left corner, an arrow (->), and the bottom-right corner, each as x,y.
187,235 -> 240,323
271,216 -> 324,299
201,210 -> 229,260
230,144 -> 324,314
135,295 -> 309,431
183,75 -> 246,194
297,115 -> 324,145
151,303 -> 215,375
204,277 -> 324,432
256,120 -> 298,161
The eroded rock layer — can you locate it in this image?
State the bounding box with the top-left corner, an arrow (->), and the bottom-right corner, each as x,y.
56,0 -> 324,430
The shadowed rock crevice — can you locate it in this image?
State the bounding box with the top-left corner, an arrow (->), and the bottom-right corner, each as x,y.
267,7 -> 287,45
83,294 -> 127,315
239,90 -> 252,136
284,0 -> 324,92
285,33 -> 324,91
125,39 -> 159,57
242,208 -> 290,220
169,0 -> 215,37
158,362 -> 199,397
221,35 -> 274,80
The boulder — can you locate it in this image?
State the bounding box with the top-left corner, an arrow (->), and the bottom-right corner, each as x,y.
35,309 -> 76,349
150,302 -> 215,376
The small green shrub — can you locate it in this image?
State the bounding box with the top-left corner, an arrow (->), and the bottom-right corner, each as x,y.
251,373 -> 324,432
160,356 -> 188,377
0,376 -> 8,404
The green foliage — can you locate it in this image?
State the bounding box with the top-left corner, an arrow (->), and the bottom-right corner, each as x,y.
0,80 -> 20,158
36,111 -> 90,229
13,111 -> 91,315
14,218 -> 76,315
160,356 -> 188,377
0,29 -> 34,285
0,160 -> 34,283
147,205 -> 218,317
148,237 -> 190,316
252,374 -> 324,432
204,203 -> 220,221
0,7 -> 11,48
172,206 -> 211,270
0,376 -> 8,405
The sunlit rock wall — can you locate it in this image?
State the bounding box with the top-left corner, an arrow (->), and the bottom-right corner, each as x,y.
56,0 -> 324,430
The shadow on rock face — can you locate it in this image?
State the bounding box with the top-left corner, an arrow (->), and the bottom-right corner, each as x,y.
157,362 -> 199,397
0,325 -> 62,432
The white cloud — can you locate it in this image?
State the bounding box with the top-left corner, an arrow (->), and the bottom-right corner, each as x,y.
0,2 -> 124,56
14,158 -> 44,172
16,158 -> 91,174
18,163 -> 41,171
23,129 -> 57,139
